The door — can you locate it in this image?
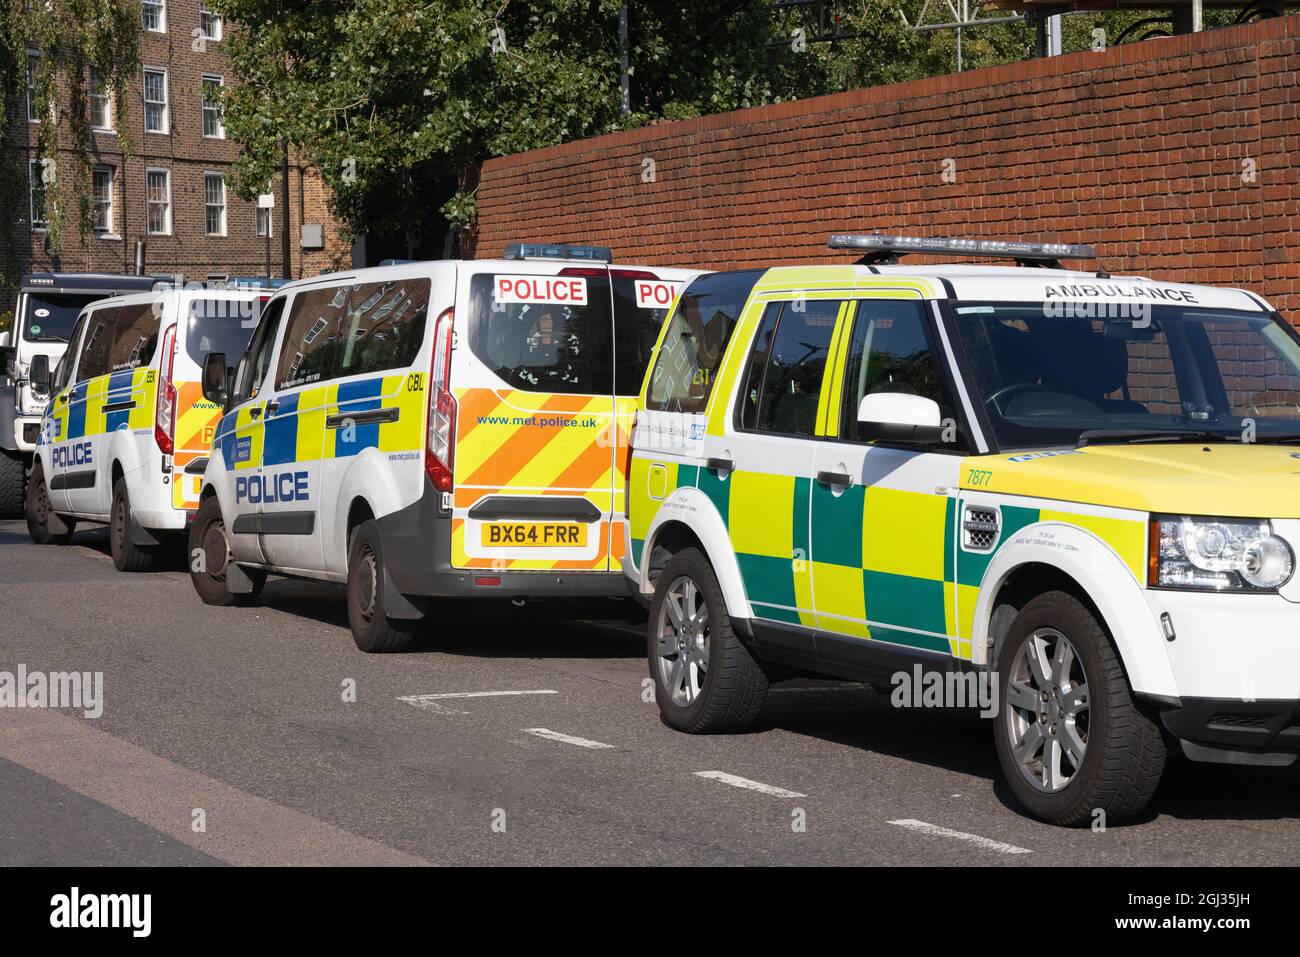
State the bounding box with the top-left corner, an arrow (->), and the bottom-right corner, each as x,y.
451,262 -> 617,573
42,311 -> 89,513
719,296 -> 845,633
218,296 -> 285,565
59,306 -> 117,515
809,296 -> 967,664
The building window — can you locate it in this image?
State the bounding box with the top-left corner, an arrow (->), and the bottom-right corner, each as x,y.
204,173 -> 226,237
143,68 -> 168,134
201,75 -> 223,138
29,160 -> 50,229
146,168 -> 171,235
256,205 -> 273,238
89,69 -> 114,131
92,167 -> 115,234
27,53 -> 39,122
198,3 -> 222,40
142,0 -> 165,32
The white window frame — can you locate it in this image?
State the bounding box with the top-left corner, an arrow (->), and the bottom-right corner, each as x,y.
143,67 -> 169,135
28,159 -> 49,230
92,166 -> 116,235
256,205 -> 273,238
26,52 -> 39,123
201,74 -> 224,139
89,68 -> 115,133
146,167 -> 172,236
204,172 -> 227,237
198,2 -> 222,41
141,0 -> 166,33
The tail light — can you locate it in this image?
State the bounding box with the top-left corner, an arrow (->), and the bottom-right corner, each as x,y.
154,323 -> 177,455
424,307 -> 456,492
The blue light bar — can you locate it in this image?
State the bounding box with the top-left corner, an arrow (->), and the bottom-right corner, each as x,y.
504,242 -> 613,263
829,233 -> 1096,261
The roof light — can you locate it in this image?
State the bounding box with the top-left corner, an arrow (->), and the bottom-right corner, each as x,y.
504,242 -> 613,263
828,233 -> 1097,263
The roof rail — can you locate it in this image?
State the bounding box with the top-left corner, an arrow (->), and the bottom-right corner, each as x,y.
828,233 -> 1099,271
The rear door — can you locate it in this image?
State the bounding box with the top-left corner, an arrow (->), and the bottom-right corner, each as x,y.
451,261 -> 616,573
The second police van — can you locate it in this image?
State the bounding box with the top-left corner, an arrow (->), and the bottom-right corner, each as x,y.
627,233 -> 1300,825
189,244 -> 699,652
26,285 -> 270,570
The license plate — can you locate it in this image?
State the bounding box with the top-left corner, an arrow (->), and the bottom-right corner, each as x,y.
480,522 -> 587,547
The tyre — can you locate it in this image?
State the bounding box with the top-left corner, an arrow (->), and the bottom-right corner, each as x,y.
0,450 -> 26,518
648,546 -> 768,733
346,519 -> 417,653
25,462 -> 74,545
188,495 -> 265,606
994,590 -> 1167,827
110,478 -> 156,572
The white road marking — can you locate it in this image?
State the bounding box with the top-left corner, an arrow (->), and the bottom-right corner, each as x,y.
694,770 -> 806,799
888,818 -> 1032,855
398,690 -> 558,716
521,728 -> 616,749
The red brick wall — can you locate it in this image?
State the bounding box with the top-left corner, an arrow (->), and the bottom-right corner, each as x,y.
471,15 -> 1300,316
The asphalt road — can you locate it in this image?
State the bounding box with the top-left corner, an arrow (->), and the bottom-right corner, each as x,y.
1,518 -> 1298,867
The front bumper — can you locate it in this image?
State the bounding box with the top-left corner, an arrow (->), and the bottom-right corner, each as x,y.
1159,697 -> 1300,760
377,479 -> 634,601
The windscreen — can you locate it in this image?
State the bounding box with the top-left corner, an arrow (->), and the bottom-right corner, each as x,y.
951,302 -> 1300,448
21,293 -> 100,342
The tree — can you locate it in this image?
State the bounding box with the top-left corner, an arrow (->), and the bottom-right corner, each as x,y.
0,0 -> 140,291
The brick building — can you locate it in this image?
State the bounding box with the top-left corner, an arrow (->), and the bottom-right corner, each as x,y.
5,1 -> 351,307
470,15 -> 1300,319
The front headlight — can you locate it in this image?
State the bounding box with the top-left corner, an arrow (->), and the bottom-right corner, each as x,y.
1151,515 -> 1294,591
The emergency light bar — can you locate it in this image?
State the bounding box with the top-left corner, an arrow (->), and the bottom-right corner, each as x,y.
828,233 -> 1097,266
504,242 -> 613,263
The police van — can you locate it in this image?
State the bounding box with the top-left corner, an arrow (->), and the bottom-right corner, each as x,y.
26,286 -> 268,571
0,273 -> 163,518
627,233 -> 1300,825
189,245 -> 699,652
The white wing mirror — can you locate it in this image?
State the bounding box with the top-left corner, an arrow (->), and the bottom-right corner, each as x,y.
856,393 -> 945,443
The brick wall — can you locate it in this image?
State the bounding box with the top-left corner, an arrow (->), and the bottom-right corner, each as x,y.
471,15 -> 1300,316
3,6 -> 349,307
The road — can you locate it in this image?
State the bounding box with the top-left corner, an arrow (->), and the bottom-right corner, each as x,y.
1,518 -> 1298,866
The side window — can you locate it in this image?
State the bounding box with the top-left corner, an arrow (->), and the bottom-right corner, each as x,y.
76,307 -> 117,382
233,297 -> 286,405
55,313 -> 88,390
275,279 -> 429,390
752,299 -> 840,437
107,302 -> 161,372
737,302 -> 781,430
839,299 -> 962,447
646,270 -> 763,413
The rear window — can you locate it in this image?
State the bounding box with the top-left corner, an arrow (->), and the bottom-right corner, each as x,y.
276,278 -> 430,390
612,274 -> 688,396
466,271 -> 613,395
184,297 -> 262,369
645,270 -> 763,413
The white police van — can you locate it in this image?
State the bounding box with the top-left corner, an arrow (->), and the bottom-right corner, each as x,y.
189,245 -> 699,652
27,286 -> 267,571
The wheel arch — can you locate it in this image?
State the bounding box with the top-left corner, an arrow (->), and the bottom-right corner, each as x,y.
640,485 -> 751,620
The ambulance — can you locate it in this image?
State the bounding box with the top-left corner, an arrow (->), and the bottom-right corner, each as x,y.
188,245 -> 699,652
26,286 -> 268,571
626,233 -> 1300,825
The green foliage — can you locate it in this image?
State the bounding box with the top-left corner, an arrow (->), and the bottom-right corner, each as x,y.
0,0 -> 140,294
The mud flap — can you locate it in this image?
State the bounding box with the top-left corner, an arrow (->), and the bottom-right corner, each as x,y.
226,562 -> 258,594
383,566 -> 425,620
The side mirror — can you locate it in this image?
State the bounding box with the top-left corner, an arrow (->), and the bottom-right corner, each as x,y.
28,354 -> 51,394
0,344 -> 14,378
856,393 -> 945,443
202,351 -> 229,407
0,331 -> 11,348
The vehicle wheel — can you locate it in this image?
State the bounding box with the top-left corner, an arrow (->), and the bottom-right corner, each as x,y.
189,495 -> 265,606
648,546 -> 768,733
110,478 -> 157,572
346,519 -> 417,653
994,590 -> 1167,827
25,462 -> 74,545
0,450 -> 26,518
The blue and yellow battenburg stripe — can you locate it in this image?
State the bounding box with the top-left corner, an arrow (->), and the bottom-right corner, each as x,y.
51,368 -> 155,442
212,373 -> 426,471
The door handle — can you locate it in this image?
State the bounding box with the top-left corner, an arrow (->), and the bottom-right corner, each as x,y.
264,400 -> 279,414
248,407 -> 262,420
326,407 -> 400,429
706,457 -> 734,473
816,470 -> 853,487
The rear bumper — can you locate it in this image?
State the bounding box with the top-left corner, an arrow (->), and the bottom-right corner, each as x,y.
377,479 -> 633,601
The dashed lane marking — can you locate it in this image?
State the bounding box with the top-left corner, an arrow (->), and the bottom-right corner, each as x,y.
694,771 -> 806,799
888,819 -> 1032,855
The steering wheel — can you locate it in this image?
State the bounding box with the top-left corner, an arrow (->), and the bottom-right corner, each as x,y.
987,382 -> 1049,417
